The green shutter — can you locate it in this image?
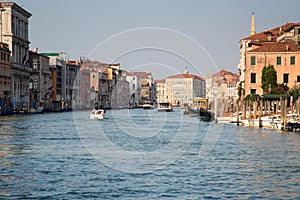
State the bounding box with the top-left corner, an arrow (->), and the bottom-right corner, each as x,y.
251,56 -> 256,65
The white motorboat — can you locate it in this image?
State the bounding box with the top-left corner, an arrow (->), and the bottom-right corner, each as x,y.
142,101 -> 154,109
157,102 -> 173,112
90,109 -> 105,120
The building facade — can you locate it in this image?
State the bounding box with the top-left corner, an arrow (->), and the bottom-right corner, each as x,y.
166,69 -> 205,106
0,42 -> 11,114
206,69 -> 239,113
66,60 -> 81,109
155,79 -> 166,103
239,18 -> 300,96
28,48 -> 52,110
0,2 -> 32,110
41,52 -> 67,110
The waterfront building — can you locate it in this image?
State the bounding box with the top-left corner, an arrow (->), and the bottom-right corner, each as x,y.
28,48 -> 52,110
79,62 -> 91,109
125,72 -> 142,106
0,2 -> 31,110
206,69 -> 239,114
41,52 -> 67,110
66,60 -> 81,109
154,79 -> 166,103
166,68 -> 205,106
0,42 -> 11,114
125,71 -> 155,105
239,13 -> 300,96
80,60 -> 129,109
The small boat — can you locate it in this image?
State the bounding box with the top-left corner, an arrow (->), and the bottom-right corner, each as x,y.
90,109 -> 105,120
199,108 -> 214,122
157,102 -> 173,112
142,101 -> 154,109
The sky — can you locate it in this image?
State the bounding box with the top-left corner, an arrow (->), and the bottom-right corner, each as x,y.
12,0 -> 300,79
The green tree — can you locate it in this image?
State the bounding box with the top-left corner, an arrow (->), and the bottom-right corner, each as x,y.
261,65 -> 277,93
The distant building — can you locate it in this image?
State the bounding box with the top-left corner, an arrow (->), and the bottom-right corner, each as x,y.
41,52 -> 67,110
166,69 -> 205,106
206,69 -> 239,114
0,2 -> 31,109
28,48 -> 52,110
0,42 -> 11,114
66,60 -> 81,109
154,79 -> 166,103
125,71 -> 155,105
239,13 -> 300,96
80,60 -> 129,109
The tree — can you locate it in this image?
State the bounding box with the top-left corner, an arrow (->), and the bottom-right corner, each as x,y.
261,65 -> 277,93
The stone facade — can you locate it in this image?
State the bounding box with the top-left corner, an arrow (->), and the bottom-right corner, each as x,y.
0,2 -> 31,109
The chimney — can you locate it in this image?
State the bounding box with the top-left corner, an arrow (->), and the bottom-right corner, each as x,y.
33,47 -> 38,53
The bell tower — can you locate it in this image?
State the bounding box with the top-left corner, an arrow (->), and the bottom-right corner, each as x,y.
250,12 -> 256,36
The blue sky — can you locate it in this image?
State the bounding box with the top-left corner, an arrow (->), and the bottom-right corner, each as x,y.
13,0 -> 300,79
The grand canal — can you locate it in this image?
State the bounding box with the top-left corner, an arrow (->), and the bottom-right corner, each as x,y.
0,108 -> 299,199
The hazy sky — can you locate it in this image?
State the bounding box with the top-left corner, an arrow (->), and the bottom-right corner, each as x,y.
13,0 -> 300,79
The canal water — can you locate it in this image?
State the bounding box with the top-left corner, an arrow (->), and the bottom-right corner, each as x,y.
0,108 -> 299,199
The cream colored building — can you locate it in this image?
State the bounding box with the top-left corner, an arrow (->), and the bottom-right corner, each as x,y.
155,79 -> 166,103
166,70 -> 205,106
0,2 -> 31,109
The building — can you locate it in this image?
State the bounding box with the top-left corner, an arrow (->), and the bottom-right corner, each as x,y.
166,69 -> 205,106
239,13 -> 300,96
155,79 -> 166,103
80,60 -> 129,109
125,71 -> 155,105
41,52 -> 67,110
66,60 -> 81,109
206,69 -> 239,114
0,42 -> 11,114
79,62 -> 91,109
0,2 -> 32,110
125,72 -> 142,106
28,48 -> 52,110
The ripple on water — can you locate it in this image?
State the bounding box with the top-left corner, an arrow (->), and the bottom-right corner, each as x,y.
0,110 -> 299,199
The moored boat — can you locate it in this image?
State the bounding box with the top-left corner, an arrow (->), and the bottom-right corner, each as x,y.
142,101 -> 154,109
157,102 -> 173,112
199,108 -> 214,122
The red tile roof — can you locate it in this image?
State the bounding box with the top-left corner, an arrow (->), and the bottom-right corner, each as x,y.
167,74 -> 205,81
154,79 -> 166,83
125,71 -> 152,77
211,69 -> 238,77
244,22 -> 297,41
248,42 -> 300,52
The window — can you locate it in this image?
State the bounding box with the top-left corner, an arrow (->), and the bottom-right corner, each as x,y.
283,74 -> 289,83
297,76 -> 300,82
250,89 -> 256,94
277,56 -> 281,65
290,56 -> 296,65
250,56 -> 256,65
250,73 -> 256,83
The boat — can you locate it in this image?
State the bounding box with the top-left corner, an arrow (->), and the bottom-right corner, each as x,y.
90,109 -> 105,120
183,98 -> 208,115
157,102 -> 173,112
199,108 -> 214,121
142,101 -> 154,109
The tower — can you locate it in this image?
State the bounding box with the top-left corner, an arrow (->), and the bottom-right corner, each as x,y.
250,12 -> 256,36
